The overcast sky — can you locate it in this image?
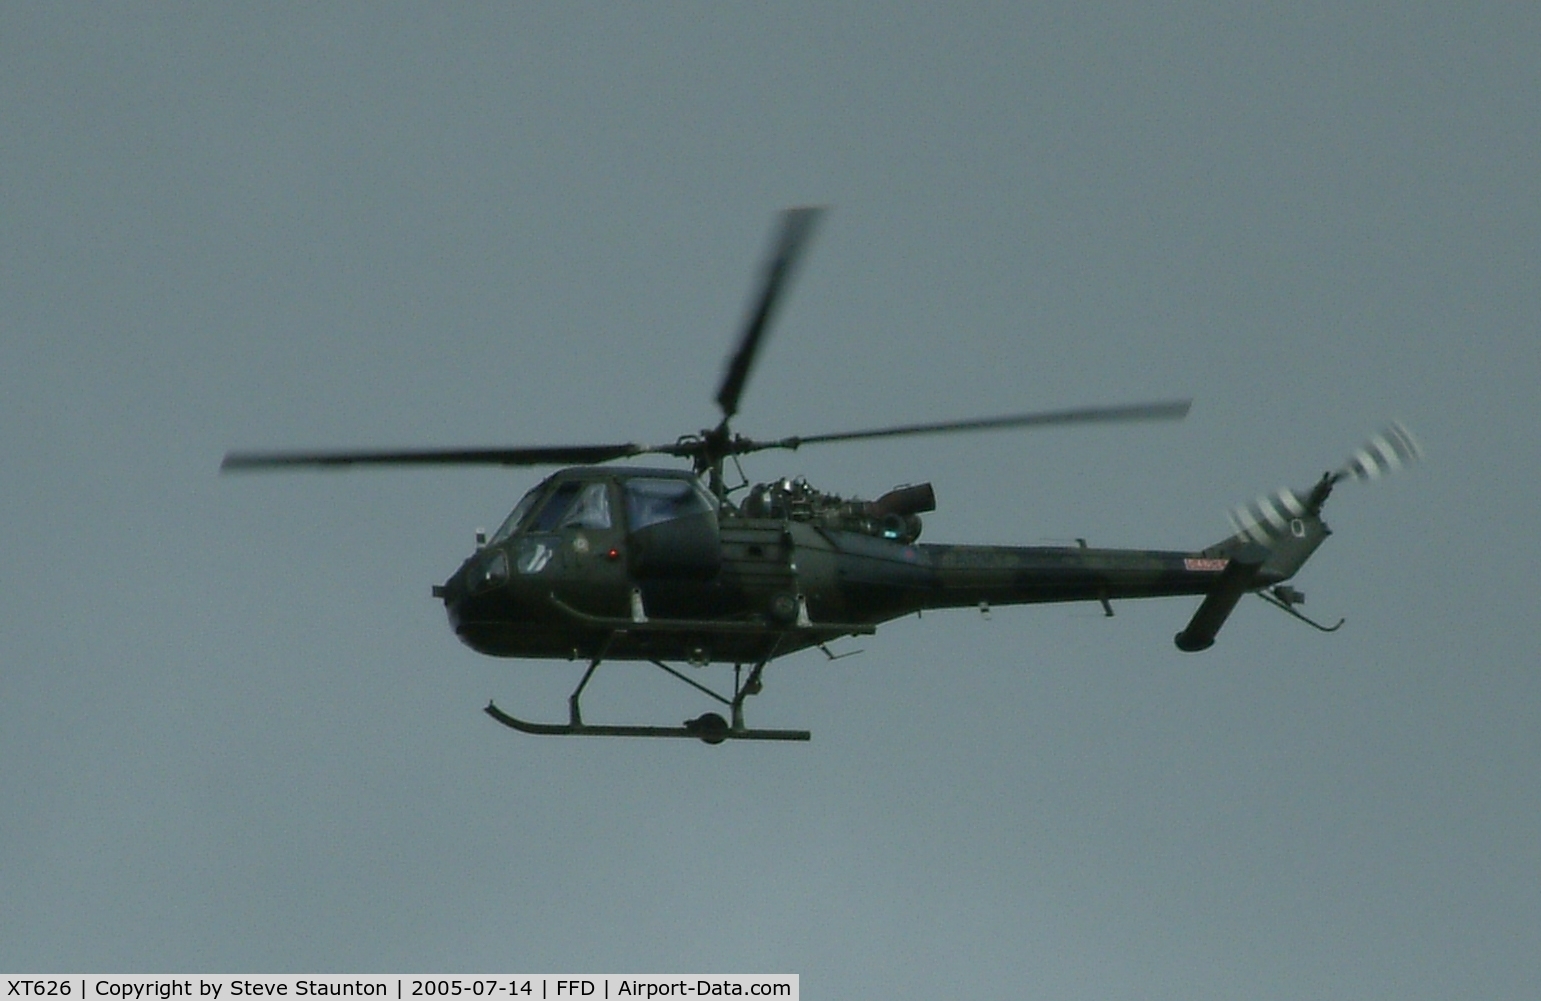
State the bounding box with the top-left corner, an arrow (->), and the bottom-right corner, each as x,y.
3,5 -> 1538,997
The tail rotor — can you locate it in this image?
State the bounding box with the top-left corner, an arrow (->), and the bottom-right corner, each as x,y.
1335,421 -> 1423,485
1226,421 -> 1422,545
1181,421 -> 1423,652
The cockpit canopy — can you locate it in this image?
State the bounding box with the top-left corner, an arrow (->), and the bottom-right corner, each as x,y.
490,468 -> 715,544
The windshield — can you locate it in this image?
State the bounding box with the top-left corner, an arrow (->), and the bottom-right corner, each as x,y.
528,481 -> 584,533
559,482 -> 612,530
489,484 -> 545,544
492,480 -> 616,542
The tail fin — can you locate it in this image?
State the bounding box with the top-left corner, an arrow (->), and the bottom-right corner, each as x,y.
1213,481 -> 1335,585
1175,423 -> 1421,652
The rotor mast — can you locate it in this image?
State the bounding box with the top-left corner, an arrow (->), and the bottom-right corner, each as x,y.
701,206 -> 826,507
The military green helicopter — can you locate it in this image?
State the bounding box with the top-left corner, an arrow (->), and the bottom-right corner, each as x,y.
223,207 -> 1420,743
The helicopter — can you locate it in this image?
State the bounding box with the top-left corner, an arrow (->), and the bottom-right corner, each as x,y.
223,207 -> 1421,744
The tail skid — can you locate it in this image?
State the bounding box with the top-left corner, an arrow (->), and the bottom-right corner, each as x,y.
1257,584 -> 1344,633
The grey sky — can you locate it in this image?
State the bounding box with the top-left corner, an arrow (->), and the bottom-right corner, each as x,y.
3,5 -> 1537,997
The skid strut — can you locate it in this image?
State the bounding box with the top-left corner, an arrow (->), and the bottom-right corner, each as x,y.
484,633 -> 810,742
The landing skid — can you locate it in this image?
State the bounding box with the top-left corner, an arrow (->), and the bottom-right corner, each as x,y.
485,634 -> 810,743
483,701 -> 810,742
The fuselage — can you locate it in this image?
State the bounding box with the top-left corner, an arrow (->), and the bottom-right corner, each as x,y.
435,466 -> 1238,665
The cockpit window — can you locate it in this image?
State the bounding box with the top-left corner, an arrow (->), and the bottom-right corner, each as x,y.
489,484 -> 545,543
529,481 -> 584,533
490,480 -> 615,542
559,482 -> 612,530
624,477 -> 713,531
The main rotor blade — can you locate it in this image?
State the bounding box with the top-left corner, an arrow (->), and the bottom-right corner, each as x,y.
715,206 -> 826,419
766,399 -> 1193,449
221,443 -> 648,471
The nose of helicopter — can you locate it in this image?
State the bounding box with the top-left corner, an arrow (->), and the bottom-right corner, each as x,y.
435,546 -> 509,599
433,550 -> 520,656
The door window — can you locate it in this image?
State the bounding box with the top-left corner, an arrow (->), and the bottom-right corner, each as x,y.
624,477 -> 713,531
